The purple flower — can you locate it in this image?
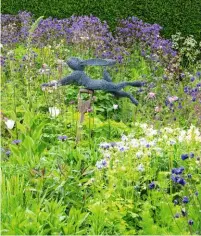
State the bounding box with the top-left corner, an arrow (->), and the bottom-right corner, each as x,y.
187,174 -> 192,179
100,142 -> 111,149
149,182 -> 156,189
12,139 -> 22,145
5,150 -> 11,156
181,208 -> 187,217
196,71 -> 201,77
189,152 -> 194,158
101,159 -> 107,167
182,196 -> 189,204
171,175 -> 186,186
177,178 -> 186,186
188,219 -> 194,225
96,159 -> 108,169
174,213 -> 180,218
87,108 -> 93,113
181,154 -> 189,160
172,167 -> 185,175
195,191 -> 198,196
174,199 -> 179,205
58,135 -> 67,141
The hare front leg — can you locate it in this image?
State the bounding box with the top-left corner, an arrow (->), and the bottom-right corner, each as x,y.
103,69 -> 112,82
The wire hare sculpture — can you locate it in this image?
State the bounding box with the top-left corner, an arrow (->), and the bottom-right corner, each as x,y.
42,57 -> 146,105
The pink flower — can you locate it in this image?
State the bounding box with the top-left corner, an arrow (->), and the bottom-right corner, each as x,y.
168,96 -> 178,103
147,92 -> 156,99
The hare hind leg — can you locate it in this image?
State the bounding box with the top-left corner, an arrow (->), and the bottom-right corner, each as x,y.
111,91 -> 138,105
115,81 -> 144,90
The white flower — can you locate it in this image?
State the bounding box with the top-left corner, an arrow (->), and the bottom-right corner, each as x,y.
56,59 -> 66,66
104,153 -> 111,159
39,68 -> 50,75
130,139 -> 139,148
169,139 -> 176,145
49,107 -> 60,117
146,129 -> 158,137
137,164 -> 144,172
121,134 -> 128,142
139,123 -> 148,129
113,104 -> 118,110
136,151 -> 143,158
5,119 -> 15,129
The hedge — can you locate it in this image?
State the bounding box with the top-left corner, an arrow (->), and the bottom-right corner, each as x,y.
2,0 -> 201,40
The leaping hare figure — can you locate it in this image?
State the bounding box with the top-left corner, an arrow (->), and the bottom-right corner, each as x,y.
42,57 -> 145,105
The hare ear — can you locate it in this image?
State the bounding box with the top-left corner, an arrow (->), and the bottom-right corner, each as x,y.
81,58 -> 116,66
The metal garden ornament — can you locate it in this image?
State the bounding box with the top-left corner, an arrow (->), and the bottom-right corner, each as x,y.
42,57 -> 145,105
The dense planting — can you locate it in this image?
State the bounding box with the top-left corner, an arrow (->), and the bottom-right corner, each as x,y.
2,0 -> 201,40
1,12 -> 201,235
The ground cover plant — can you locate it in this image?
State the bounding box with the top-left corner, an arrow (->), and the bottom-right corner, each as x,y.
1,12 -> 201,235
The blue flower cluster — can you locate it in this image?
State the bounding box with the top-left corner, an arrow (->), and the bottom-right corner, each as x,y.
171,167 -> 186,186
2,11 -> 181,68
116,17 -> 179,73
181,152 -> 195,161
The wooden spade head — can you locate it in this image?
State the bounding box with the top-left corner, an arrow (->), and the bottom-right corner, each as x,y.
77,89 -> 94,123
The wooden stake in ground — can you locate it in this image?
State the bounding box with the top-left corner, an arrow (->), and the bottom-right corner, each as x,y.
76,88 -> 94,143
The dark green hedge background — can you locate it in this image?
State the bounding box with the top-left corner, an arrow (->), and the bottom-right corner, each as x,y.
2,0 -> 201,40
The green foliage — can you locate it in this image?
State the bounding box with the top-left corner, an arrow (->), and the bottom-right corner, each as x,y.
1,37 -> 201,235
2,0 -> 201,40
172,32 -> 201,67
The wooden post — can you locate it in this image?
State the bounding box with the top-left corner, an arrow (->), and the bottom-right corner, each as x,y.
76,89 -> 94,143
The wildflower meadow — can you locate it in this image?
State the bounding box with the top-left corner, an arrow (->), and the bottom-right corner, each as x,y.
1,10 -> 201,235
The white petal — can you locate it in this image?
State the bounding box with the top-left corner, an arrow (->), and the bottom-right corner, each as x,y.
5,119 -> 15,129
49,107 -> 60,117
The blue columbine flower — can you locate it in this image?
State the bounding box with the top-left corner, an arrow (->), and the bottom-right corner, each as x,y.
189,152 -> 194,158
196,71 -> 201,77
195,191 -> 198,196
149,182 -> 156,189
181,154 -> 189,160
101,159 -> 107,167
171,175 -> 186,186
100,142 -> 110,149
177,178 -> 186,186
119,146 -> 126,152
172,167 -> 185,175
174,213 -> 180,218
58,135 -> 67,141
187,174 -> 192,179
181,208 -> 187,217
174,199 -> 179,205
12,139 -> 22,145
182,196 -> 189,204
188,219 -> 194,225
5,150 -> 11,156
